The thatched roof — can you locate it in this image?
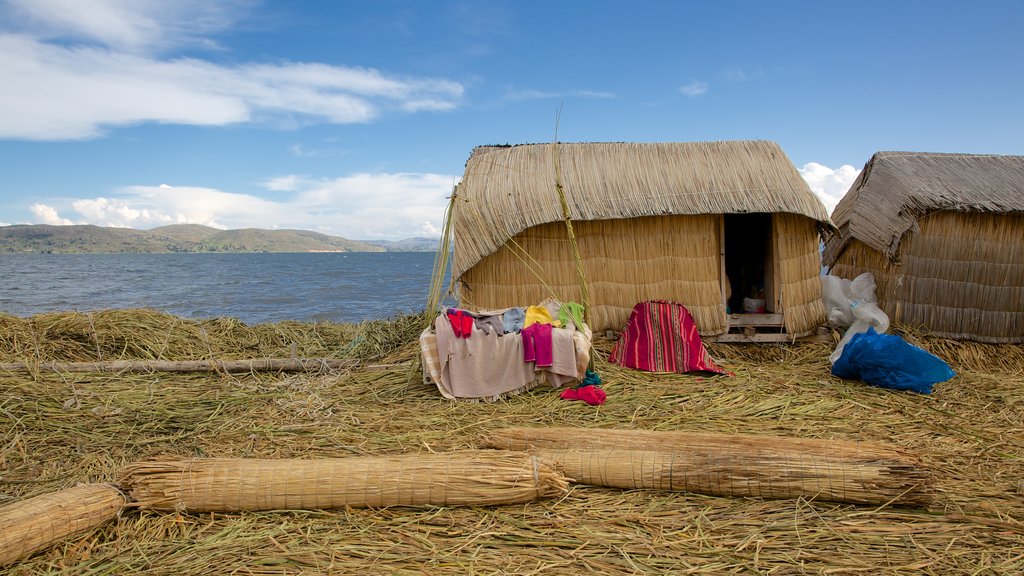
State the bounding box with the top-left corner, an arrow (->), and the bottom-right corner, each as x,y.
826,151 -> 1024,263
453,140 -> 830,278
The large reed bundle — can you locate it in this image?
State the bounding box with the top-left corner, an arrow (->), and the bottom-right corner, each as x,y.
483,427 -> 933,507
0,483 -> 125,567
123,452 -> 568,512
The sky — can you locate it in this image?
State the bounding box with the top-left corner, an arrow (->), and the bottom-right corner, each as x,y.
0,0 -> 1021,240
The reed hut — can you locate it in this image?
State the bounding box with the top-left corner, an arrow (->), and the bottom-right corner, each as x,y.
823,151 -> 1024,344
451,140 -> 832,339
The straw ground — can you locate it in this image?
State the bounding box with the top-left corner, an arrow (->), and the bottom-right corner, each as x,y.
2,310 -> 1024,574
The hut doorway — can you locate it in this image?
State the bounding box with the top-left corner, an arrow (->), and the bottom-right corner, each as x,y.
723,213 -> 773,314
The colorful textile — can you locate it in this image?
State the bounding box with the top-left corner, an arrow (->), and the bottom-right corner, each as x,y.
524,305 -> 555,328
474,313 -> 505,336
522,322 -> 554,367
610,300 -> 731,375
560,385 -> 606,405
446,309 -> 474,338
502,307 -> 526,333
558,302 -> 586,329
434,314 -> 536,399
425,308 -> 583,401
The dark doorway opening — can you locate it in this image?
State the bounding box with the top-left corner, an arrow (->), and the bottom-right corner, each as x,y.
724,213 -> 772,314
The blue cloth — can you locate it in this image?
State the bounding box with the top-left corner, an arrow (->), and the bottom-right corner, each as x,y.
831,327 -> 955,394
502,307 -> 525,333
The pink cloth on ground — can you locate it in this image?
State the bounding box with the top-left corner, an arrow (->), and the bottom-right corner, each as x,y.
522,323 -> 553,367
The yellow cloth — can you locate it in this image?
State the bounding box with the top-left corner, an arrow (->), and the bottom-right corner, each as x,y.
524,305 -> 559,328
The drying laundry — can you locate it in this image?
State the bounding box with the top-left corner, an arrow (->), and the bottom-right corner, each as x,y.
522,322 -> 553,367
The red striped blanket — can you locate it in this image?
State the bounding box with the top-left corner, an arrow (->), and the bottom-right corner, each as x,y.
610,300 -> 731,375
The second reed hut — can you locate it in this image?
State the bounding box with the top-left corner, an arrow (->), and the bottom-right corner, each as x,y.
824,151 -> 1024,343
450,140 -> 832,338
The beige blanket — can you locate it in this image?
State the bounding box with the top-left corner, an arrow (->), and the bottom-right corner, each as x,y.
421,310 -> 590,402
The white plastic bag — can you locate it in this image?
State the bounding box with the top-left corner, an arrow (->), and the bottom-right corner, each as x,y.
821,273 -> 890,364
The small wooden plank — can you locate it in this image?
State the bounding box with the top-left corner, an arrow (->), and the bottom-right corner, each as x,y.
728,313 -> 785,327
707,332 -> 834,344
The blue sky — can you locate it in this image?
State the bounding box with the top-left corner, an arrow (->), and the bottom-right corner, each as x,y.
0,0 -> 1021,240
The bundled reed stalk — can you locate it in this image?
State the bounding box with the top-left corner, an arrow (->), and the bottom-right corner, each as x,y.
0,483 -> 126,567
483,427 -> 933,507
123,452 -> 567,512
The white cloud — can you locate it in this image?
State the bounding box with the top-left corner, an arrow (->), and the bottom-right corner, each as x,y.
71,197 -> 173,227
420,221 -> 440,236
799,162 -> 860,215
262,175 -> 303,192
26,173 -> 455,240
3,0 -> 245,53
0,1 -> 464,141
30,203 -> 74,225
678,80 -> 708,97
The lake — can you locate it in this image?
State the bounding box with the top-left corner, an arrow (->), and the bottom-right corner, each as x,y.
0,252 -> 445,324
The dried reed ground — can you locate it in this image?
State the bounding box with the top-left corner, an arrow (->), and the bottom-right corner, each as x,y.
2,310 -> 1024,574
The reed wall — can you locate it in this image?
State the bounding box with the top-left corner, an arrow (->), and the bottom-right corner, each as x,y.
829,212 -> 1024,343
459,215 -> 728,334
774,213 -> 828,335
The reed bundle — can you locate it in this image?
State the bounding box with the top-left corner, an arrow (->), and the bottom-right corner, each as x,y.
122,452 -> 567,512
483,427 -> 933,507
0,483 -> 125,568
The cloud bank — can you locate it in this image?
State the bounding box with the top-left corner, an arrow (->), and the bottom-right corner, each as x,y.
27,172 -> 455,240
0,0 -> 463,140
26,162 -> 860,238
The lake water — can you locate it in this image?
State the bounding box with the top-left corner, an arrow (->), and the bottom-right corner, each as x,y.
0,252 -> 445,324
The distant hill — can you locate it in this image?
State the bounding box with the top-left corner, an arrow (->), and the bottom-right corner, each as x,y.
0,224 -> 385,254
362,237 -> 441,252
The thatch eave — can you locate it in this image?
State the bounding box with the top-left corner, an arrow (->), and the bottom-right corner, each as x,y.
825,151 -> 1024,266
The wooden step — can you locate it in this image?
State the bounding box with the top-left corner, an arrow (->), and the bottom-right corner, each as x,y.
728,313 -> 784,328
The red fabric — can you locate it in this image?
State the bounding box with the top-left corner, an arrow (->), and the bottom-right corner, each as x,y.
609,300 -> 731,375
560,386 -> 606,405
446,309 -> 474,338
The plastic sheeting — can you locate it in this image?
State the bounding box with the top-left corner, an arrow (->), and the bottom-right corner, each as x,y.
821,273 -> 890,364
831,327 -> 956,394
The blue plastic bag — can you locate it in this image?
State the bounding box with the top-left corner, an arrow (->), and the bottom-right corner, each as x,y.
831,327 -> 955,394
